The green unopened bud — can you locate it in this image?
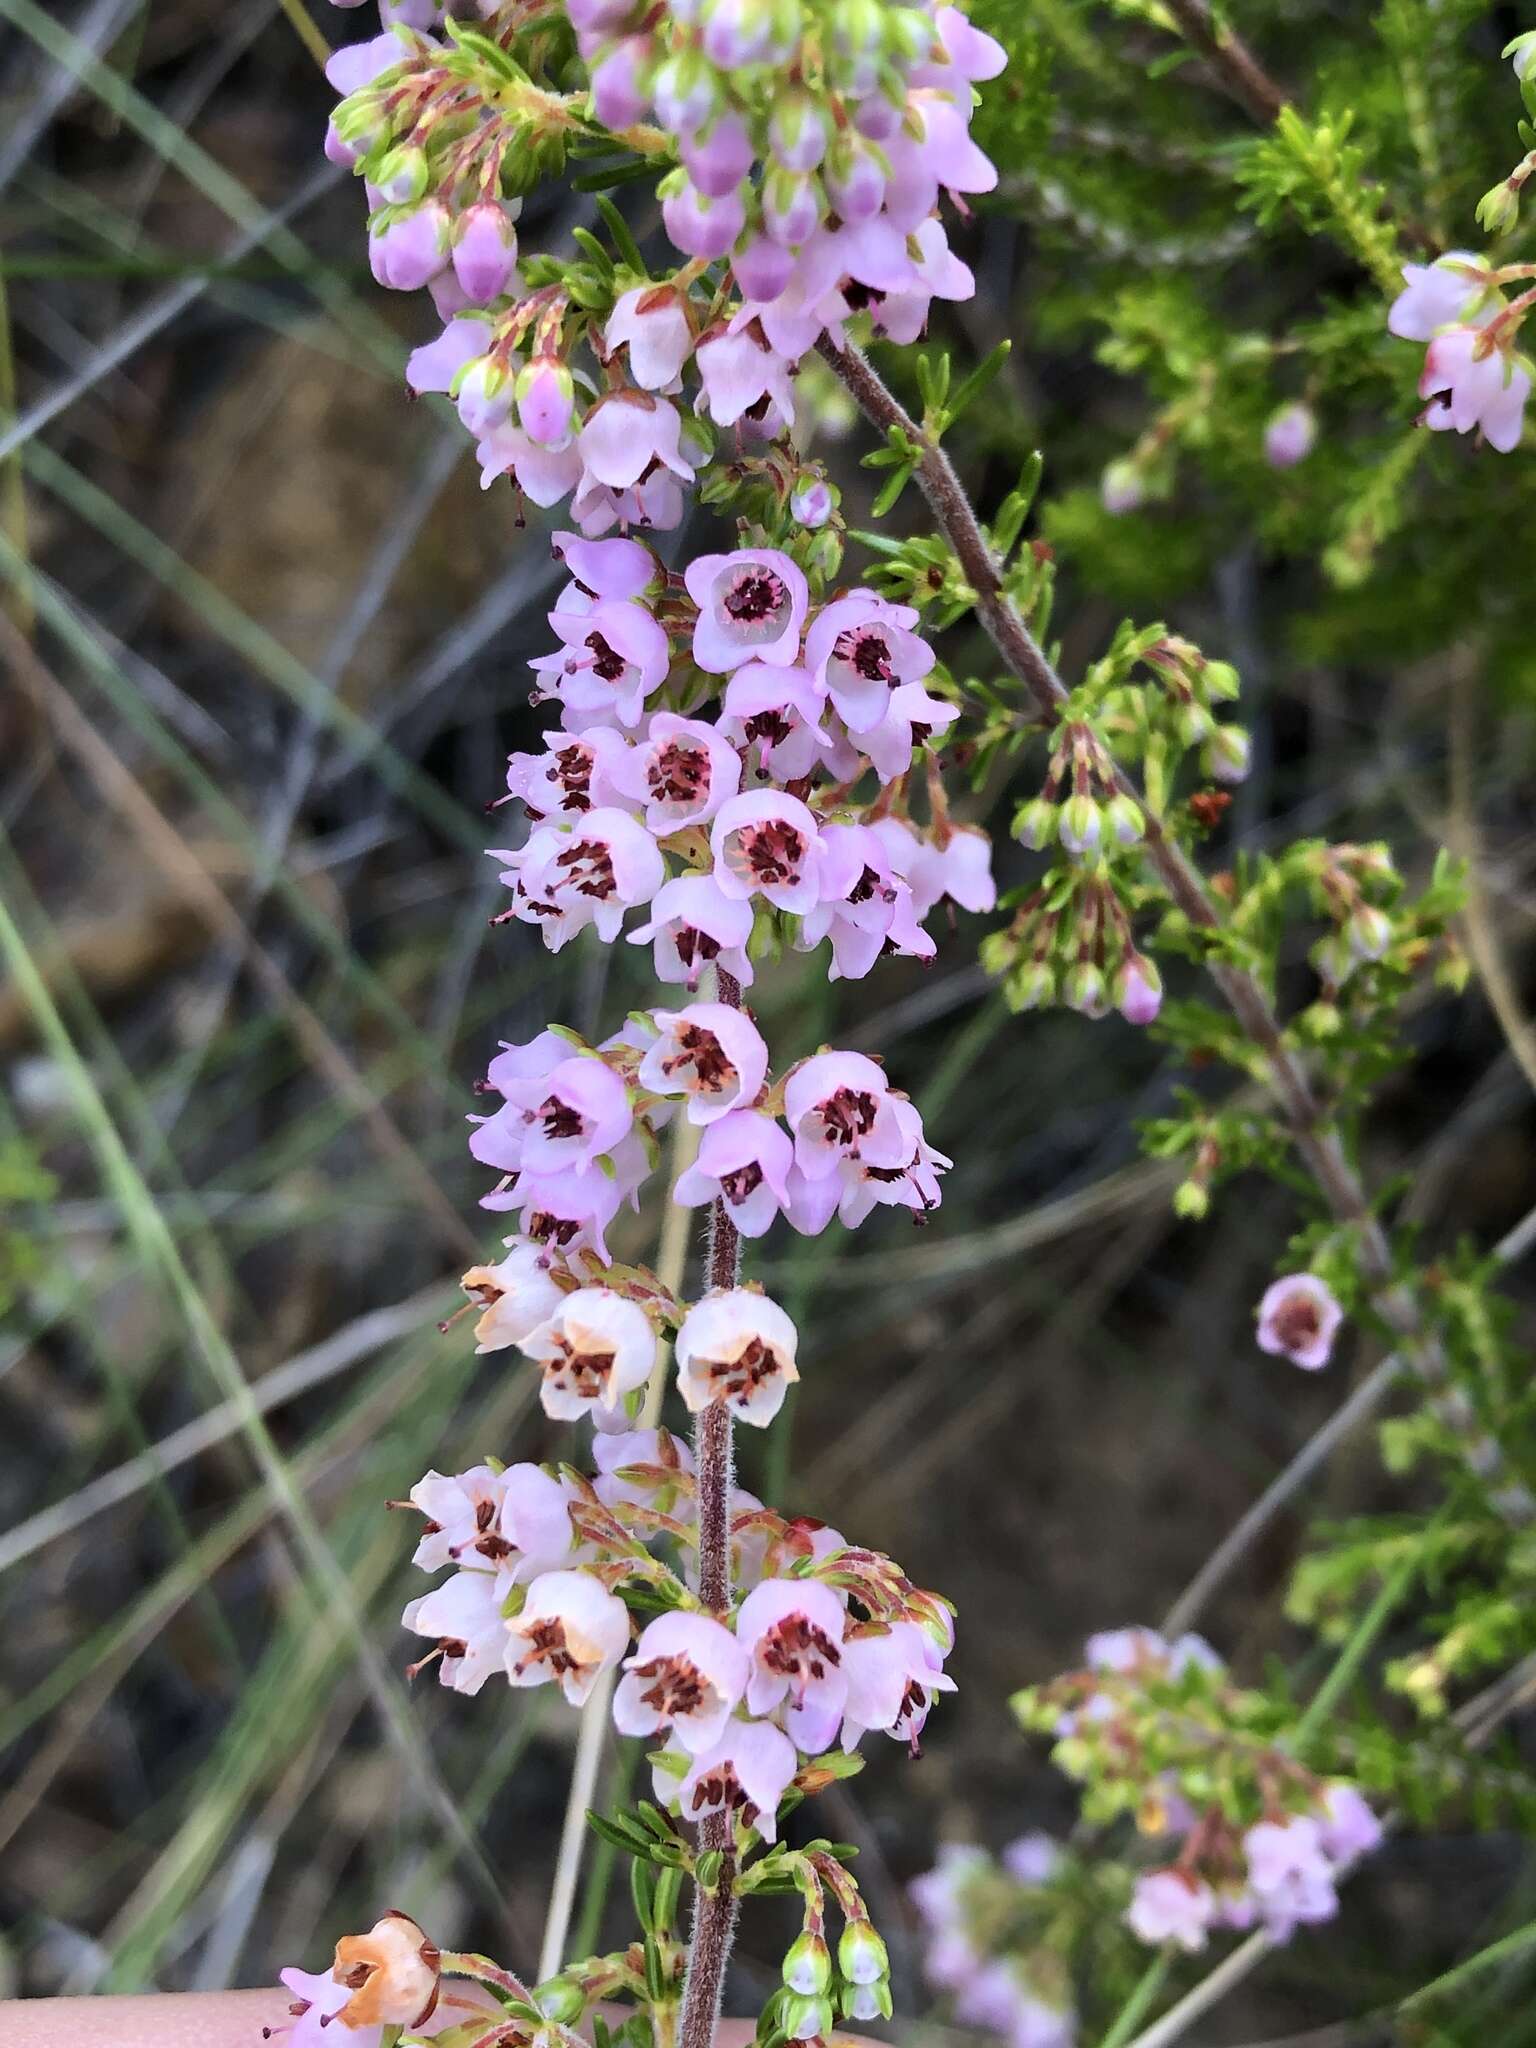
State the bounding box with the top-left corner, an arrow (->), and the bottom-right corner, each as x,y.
884,4 -> 935,64
782,1992 -> 835,2042
1347,903 -> 1393,962
1176,701 -> 1215,746
1205,724 -> 1251,784
1477,180 -> 1521,237
375,141 -> 429,205
1008,959 -> 1057,1013
1013,797 -> 1056,851
1202,660 -> 1241,701
1105,793 -> 1144,847
534,1978 -> 587,2025
840,1979 -> 894,2023
1173,1179 -> 1210,1221
783,1931 -> 832,1997
1063,960 -> 1107,1016
1058,794 -> 1102,859
837,1921 -> 889,1987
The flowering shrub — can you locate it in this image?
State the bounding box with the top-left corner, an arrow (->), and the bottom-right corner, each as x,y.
259,5 -> 1536,2048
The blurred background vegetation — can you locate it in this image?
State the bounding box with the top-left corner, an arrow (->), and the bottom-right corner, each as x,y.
3,0 -> 1536,2037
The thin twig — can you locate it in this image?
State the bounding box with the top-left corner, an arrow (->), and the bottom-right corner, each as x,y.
819,333 -> 1534,1524
1157,0 -> 1290,125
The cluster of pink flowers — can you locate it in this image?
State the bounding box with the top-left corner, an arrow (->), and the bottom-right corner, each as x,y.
492,529 -> 992,975
400,1430 -> 955,1837
910,1837 -> 1076,2048
322,0 -> 1007,526
1387,252 -> 1531,453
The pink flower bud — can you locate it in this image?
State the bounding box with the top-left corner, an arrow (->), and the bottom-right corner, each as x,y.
452,200 -> 518,303
517,355 -> 576,446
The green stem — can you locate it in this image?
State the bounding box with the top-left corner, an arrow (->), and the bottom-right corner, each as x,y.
1099,1951 -> 1173,2048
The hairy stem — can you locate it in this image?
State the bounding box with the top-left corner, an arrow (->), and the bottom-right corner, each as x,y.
820,333 -> 1533,1523
1158,0 -> 1289,125
677,964 -> 745,2048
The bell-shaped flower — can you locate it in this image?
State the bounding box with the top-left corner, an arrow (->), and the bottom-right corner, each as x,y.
1256,1273 -> 1344,1370
663,1718 -> 799,1844
662,175 -> 747,261
404,1463 -> 509,1574
518,1286 -> 658,1421
613,1610 -> 750,1753
834,1095 -> 950,1227
502,1160 -> 627,1263
1126,1870 -> 1215,1952
675,1286 -> 800,1426
592,1426 -> 695,1513
862,679 -> 959,782
1388,251 -> 1496,340
696,323 -> 798,428
800,823 -> 934,981
1317,1784 -> 1383,1867
458,1239 -> 565,1354
674,1108 -> 793,1238
320,1915 -> 442,2037
710,790 -> 823,914
496,809 -> 665,949
544,597 -> 671,730
736,1576 -> 848,1749
498,1054 -> 633,1176
369,200 -> 451,291
401,1569 -> 509,1696
1419,326 -> 1531,452
405,315 -> 494,396
552,529 -> 661,601
637,1001 -> 769,1126
578,392 -> 696,492
783,1049 -> 907,1182
505,1567 -> 630,1705
803,590 -> 934,733
719,664 -> 834,782
615,713 -> 742,832
628,873 -> 756,991
1243,1816 -> 1339,1938
685,548 -> 808,672
839,1618 -> 955,1751
497,1460 -> 581,1577
607,285 -> 694,391
505,728 -> 636,821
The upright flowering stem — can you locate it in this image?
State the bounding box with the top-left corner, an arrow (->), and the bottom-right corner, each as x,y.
679,962 -> 744,2048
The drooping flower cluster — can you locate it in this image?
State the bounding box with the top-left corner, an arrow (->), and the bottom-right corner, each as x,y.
322,0 -> 1006,526
488,532 -> 991,970
1016,1629 -> 1384,1956
1386,252 -> 1531,454
909,1837 -> 1076,2048
399,1429 -> 956,1837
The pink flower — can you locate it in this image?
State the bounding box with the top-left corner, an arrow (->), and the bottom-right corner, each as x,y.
402,1568 -> 509,1695
681,111 -> 755,195
893,821 -> 997,919
696,324 -> 799,428
502,1160 -> 626,1262
499,1459 -> 583,1575
710,790 -> 823,913
799,822 -> 934,980
404,1464 -> 509,1574
497,1053 -> 633,1175
861,679 -> 959,781
476,423 -> 583,504
783,1049 -> 907,1182
832,1094 -> 949,1227
1264,401 -> 1317,469
838,1618 -> 955,1751
405,315 -> 494,395
627,873 -> 756,991
719,664 -> 834,782
803,590 -> 935,733
518,1286 -> 658,1421
505,1567 -> 631,1704
458,1241 -> 565,1354
685,548 -> 809,671
607,284 -> 694,389
613,1610 -> 751,1752
452,200 -> 518,303
578,392 -> 696,491
496,809 -> 665,949
505,728 -> 635,820
1256,1273 -> 1344,1370
1388,252 -> 1495,340
662,175 -> 748,260
616,712 -> 742,830
592,1425 -> 695,1513
517,355 -> 576,445
675,1286 -> 801,1425
872,218 -> 976,346
369,200 -> 451,291
675,1109 -> 793,1238
637,1001 -> 769,1125
590,35 -> 650,126
1115,958 -> 1163,1027
552,530 -> 661,601
1317,1784 -> 1383,1866
1004,1833 -> 1063,1885
1419,326 -> 1531,452
664,1718 -> 799,1843
1126,1870 -> 1215,1951
543,595 -> 671,730
737,1576 -> 848,1749
1243,1817 -> 1339,1937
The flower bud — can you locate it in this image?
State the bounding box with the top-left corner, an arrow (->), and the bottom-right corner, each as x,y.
454,355 -> 514,436
517,355 -> 576,445
1013,796 -> 1056,851
453,201 -> 518,303
837,1920 -> 889,1987
1176,701 -> 1214,747
1173,1179 -> 1209,1220
1008,959 -> 1057,1012
1100,458 -> 1143,515
782,1992 -> 835,2041
840,1979 -> 894,2022
1263,400 -> 1317,470
762,165 -> 824,248
374,142 -> 429,205
1115,956 -> 1162,1027
791,475 -> 834,528
1476,181 -> 1521,237
1347,903 -> 1392,962
534,1977 -> 588,2024
1105,793 -> 1144,846
768,90 -> 827,172
1205,724 -> 1251,783
1063,960 -> 1108,1017
1057,794 -> 1102,859
782,1931 -> 833,1996
652,49 -> 719,136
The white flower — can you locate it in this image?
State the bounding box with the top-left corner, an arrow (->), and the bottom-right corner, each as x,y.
675,1288 -> 801,1426
519,1287 -> 659,1421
